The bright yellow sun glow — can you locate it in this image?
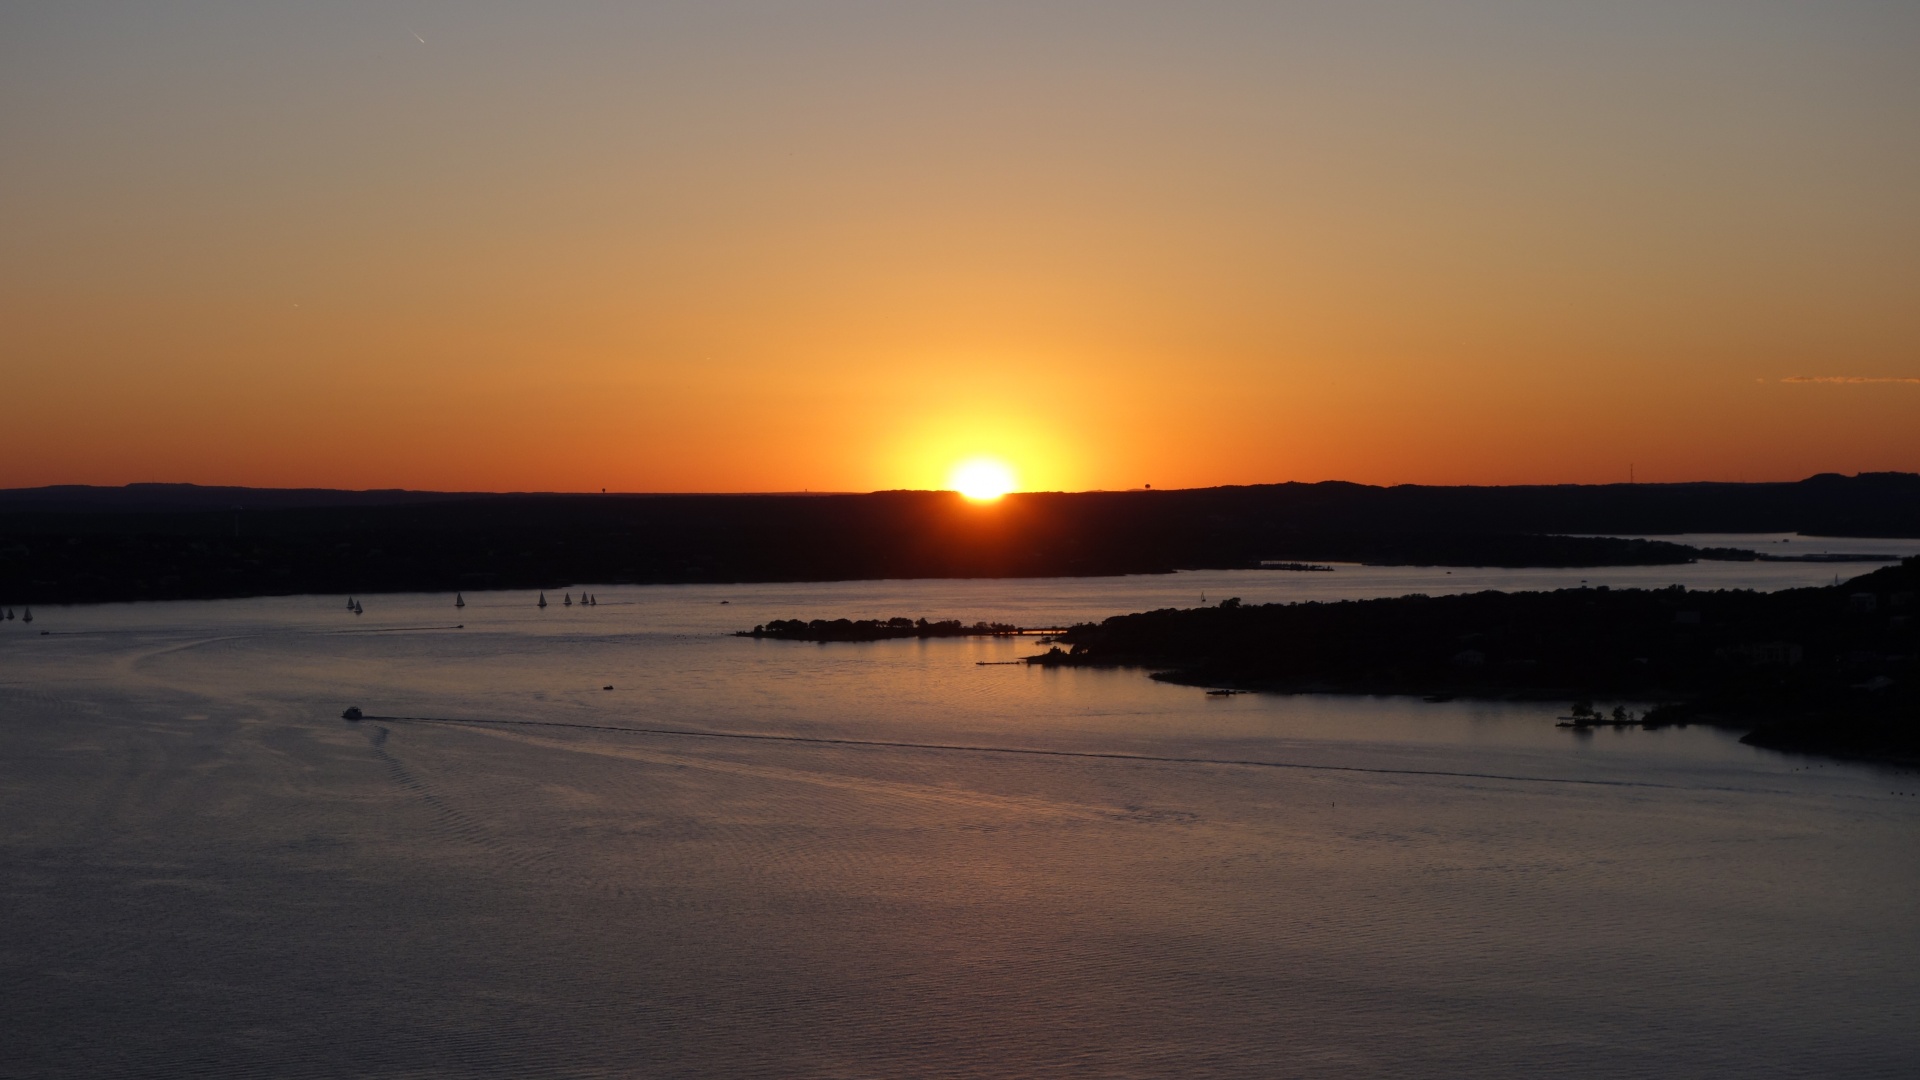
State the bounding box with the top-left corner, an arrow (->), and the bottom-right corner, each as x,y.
949,458 -> 1017,501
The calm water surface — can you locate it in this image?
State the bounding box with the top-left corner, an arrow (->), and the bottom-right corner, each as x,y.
3,552 -> 1916,1077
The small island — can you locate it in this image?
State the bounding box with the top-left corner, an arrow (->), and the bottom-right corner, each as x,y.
738,617 -> 1025,642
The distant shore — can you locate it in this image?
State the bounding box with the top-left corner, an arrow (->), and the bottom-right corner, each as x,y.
6,475 -> 1917,605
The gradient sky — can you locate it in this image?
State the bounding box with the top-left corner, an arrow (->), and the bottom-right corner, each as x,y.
4,1 -> 1917,492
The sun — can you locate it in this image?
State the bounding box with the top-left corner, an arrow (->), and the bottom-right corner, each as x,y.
949,457 -> 1017,501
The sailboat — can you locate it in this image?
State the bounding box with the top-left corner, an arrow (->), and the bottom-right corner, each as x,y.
588,594 -> 597,606
353,600 -> 363,615
455,592 -> 465,609
564,593 -> 573,607
538,592 -> 548,609
21,607 -> 31,624
347,596 -> 356,611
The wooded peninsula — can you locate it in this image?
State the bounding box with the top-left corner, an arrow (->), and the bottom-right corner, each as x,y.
1027,558 -> 1919,762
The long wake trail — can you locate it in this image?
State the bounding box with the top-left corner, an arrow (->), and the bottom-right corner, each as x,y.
360,712 -> 1778,793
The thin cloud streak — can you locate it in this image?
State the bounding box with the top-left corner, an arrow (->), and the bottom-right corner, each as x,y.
1781,376 -> 1920,385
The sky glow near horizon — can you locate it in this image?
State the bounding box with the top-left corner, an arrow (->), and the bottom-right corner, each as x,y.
2,1 -> 1917,493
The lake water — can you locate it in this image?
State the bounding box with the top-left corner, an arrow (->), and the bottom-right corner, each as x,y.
3,543 -> 1917,1077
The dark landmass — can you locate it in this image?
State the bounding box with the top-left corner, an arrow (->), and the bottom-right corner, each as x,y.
2,472 -> 1915,604
738,617 -> 1025,642
1028,558 -> 1920,762
0,483 -> 484,514
1690,546 -> 1900,563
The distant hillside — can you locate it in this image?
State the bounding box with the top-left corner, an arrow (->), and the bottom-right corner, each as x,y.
4,471 -> 1917,532
0,474 -> 1914,604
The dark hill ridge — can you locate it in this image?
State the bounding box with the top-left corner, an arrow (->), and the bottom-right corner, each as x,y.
1032,558 -> 1920,762
0,473 -> 1914,604
0,483 -> 484,514
6,471 -> 1918,532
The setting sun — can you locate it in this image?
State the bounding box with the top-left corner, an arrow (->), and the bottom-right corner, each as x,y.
949,458 -> 1017,501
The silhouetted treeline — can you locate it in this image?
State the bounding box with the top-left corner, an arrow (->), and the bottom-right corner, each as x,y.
1,473 -> 1915,604
1036,559 -> 1920,761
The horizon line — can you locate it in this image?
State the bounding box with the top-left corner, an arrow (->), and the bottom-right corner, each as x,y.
3,471 -> 1916,500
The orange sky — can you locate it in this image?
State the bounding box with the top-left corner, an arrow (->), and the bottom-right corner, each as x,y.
4,2 -> 1917,492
